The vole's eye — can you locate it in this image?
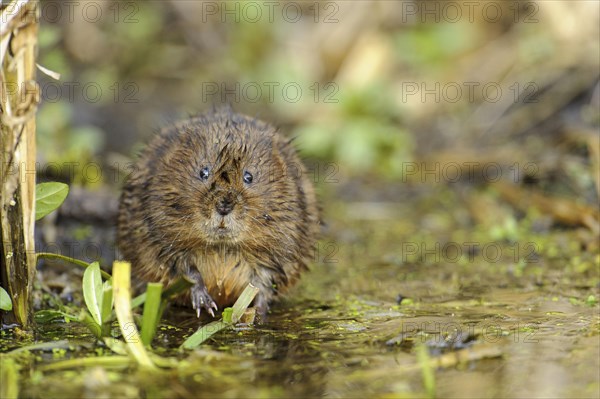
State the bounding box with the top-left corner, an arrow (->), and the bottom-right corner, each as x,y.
199,166 -> 210,181
243,171 -> 253,184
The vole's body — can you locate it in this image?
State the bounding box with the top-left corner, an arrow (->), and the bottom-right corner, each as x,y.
117,109 -> 319,316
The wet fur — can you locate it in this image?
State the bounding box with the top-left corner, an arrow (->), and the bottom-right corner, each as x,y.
117,108 -> 319,315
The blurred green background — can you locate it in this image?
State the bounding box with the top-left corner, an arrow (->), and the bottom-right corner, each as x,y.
37,0 -> 599,197
18,3 -> 600,397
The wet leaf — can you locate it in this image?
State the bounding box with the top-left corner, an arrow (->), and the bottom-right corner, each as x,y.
83,262 -> 103,326
35,182 -> 69,220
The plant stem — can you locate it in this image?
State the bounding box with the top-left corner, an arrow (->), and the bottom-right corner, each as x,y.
37,252 -> 112,280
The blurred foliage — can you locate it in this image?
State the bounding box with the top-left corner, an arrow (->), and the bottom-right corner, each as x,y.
36,0 -> 599,188
37,103 -> 105,167
298,84 -> 414,178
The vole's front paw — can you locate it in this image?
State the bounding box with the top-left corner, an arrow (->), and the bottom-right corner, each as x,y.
191,284 -> 218,318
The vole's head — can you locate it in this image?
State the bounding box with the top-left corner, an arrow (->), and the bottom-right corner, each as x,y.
144,110 -> 300,248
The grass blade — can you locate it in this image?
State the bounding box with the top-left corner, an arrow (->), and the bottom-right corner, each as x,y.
38,356 -> 132,372
112,261 -> 155,369
181,283 -> 259,350
181,321 -> 229,350
231,284 -> 259,323
131,293 -> 146,309
140,283 -> 163,346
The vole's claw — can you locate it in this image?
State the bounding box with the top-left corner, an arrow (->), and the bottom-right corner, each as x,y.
209,300 -> 218,317
191,284 -> 218,318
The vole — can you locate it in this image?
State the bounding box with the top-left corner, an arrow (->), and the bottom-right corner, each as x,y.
117,108 -> 319,318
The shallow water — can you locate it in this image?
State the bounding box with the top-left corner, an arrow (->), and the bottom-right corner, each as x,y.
3,185 -> 599,398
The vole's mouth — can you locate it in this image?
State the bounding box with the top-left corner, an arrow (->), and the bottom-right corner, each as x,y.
216,226 -> 230,236
204,216 -> 240,243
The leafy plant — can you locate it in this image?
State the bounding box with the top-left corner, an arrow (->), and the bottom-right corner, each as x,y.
37,251 -> 194,348
35,182 -> 69,220
81,261 -> 114,338
31,179 -> 258,365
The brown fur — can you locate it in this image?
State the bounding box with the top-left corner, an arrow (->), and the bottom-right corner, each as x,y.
117,108 -> 319,316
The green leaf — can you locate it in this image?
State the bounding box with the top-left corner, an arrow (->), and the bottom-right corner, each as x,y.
140,283 -> 163,346
83,262 -> 103,325
101,280 -> 114,324
79,310 -> 102,339
0,287 -> 12,311
35,182 -> 69,220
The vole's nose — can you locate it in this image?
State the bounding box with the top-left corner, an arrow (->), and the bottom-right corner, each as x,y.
216,197 -> 234,216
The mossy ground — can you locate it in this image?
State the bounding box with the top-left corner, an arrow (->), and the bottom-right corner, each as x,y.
3,183 -> 598,398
